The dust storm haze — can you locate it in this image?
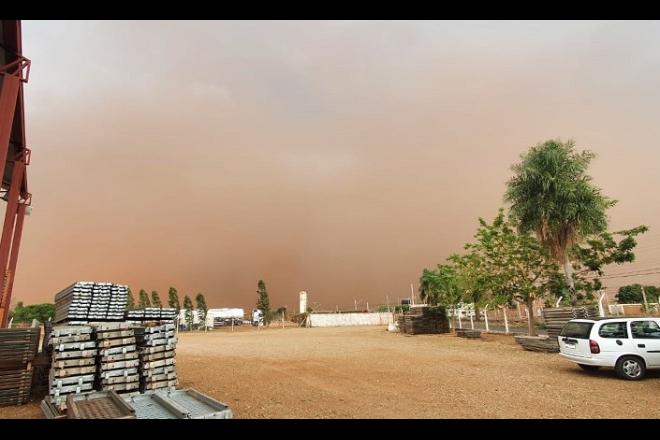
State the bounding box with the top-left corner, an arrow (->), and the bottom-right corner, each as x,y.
12,20 -> 660,310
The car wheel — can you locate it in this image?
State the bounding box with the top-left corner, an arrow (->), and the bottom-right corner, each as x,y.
615,355 -> 646,380
578,364 -> 600,372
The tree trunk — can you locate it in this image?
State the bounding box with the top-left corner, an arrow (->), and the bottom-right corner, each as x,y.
474,304 -> 481,322
527,299 -> 536,336
563,254 -> 577,306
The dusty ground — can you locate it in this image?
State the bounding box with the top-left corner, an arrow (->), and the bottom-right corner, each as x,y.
2,326 -> 659,419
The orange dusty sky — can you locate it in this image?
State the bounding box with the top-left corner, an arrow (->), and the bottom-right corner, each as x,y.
10,20 -> 660,311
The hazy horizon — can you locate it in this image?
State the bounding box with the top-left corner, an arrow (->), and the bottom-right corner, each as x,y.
10,20 -> 660,312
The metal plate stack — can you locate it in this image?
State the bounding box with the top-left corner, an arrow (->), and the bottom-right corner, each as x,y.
48,325 -> 97,410
54,282 -> 129,323
54,282 -> 93,322
126,309 -> 145,320
94,322 -> 139,395
108,285 -> 129,320
126,307 -> 177,321
160,308 -> 177,321
134,323 -> 178,392
0,327 -> 40,406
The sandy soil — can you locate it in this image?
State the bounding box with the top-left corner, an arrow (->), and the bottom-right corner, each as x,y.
2,326 -> 659,419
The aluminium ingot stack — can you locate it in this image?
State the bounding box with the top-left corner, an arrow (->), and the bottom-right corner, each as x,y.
94,322 -> 140,395
47,325 -> 97,410
134,323 -> 178,392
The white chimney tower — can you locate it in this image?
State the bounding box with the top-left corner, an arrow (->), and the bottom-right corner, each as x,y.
299,291 -> 308,314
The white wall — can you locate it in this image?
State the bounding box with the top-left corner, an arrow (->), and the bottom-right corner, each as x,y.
309,312 -> 394,328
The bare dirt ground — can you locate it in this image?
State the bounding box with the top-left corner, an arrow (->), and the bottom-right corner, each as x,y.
2,326 -> 659,419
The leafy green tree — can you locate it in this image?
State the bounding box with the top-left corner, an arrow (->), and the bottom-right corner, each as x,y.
151,291 -> 162,308
505,139 -> 615,305
274,306 -> 287,320
183,295 -> 194,330
195,293 -> 208,329
126,288 -> 135,310
9,302 -> 55,323
256,280 -> 271,325
418,264 -> 464,328
138,289 -> 151,308
450,250 -> 488,321
167,287 -> 180,312
471,210 -> 557,336
419,268 -> 441,306
616,284 -> 660,304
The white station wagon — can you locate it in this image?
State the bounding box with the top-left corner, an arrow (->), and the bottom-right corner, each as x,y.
558,317 -> 660,380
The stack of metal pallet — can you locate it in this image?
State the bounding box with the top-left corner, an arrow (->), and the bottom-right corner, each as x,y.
397,306 -> 450,335
54,282 -> 93,323
124,388 -> 232,419
54,282 -> 129,323
134,323 -> 177,392
127,307 -> 177,321
48,325 -> 97,410
94,322 -> 139,395
542,305 -> 600,340
0,327 -> 40,406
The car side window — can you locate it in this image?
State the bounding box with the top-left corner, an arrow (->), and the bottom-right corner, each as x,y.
631,321 -> 660,339
598,322 -> 628,338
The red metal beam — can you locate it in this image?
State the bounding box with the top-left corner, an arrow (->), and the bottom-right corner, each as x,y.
0,20 -> 29,327
0,194 -> 26,325
0,74 -> 20,175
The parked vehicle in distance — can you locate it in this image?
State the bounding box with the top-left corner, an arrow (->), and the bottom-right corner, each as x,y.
558,317 -> 660,380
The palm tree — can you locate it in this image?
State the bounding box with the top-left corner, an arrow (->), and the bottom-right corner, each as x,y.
505,139 -> 615,305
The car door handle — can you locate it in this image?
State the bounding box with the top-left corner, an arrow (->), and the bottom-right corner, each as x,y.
616,340 -> 623,346
638,344 -> 646,348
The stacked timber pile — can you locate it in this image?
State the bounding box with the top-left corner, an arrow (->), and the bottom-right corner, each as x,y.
0,327 -> 40,406
94,322 -> 139,395
543,305 -> 600,340
513,305 -> 600,353
48,325 -> 97,410
54,282 -> 129,323
397,307 -> 449,335
135,323 -> 178,392
127,307 -> 177,321
455,328 -> 482,339
514,335 -> 560,353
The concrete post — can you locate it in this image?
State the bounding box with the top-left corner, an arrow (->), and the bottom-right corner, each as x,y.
484,305 -> 489,332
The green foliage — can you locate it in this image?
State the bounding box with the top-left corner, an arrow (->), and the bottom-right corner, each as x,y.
256,280 -> 271,324
195,293 -> 208,327
9,302 -> 55,323
505,139 -> 615,258
616,284 -> 660,304
167,287 -> 180,311
421,264 -> 463,308
151,291 -> 162,308
127,288 -> 135,310
273,306 -> 287,320
183,295 -> 194,329
138,289 -> 151,308
471,209 -> 557,308
505,139 -> 615,304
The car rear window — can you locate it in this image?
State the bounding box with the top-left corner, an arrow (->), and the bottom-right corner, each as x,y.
560,322 -> 594,339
